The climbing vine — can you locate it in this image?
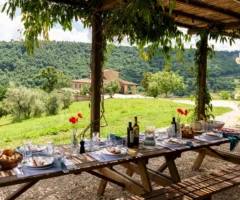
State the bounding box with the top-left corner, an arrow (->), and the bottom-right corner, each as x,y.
192,23 -> 238,120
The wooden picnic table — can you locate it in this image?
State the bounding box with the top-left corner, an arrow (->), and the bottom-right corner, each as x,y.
0,136 -> 239,200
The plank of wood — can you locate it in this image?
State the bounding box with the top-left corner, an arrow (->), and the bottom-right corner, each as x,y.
98,167 -> 144,195
165,156 -> 181,183
192,149 -> 206,170
137,160 -> 152,192
5,181 -> 38,200
121,163 -> 173,186
97,179 -> 108,196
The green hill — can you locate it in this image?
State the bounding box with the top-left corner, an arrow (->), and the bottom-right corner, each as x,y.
0,41 -> 239,94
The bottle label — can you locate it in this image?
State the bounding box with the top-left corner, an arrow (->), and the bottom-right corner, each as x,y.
134,129 -> 139,137
130,131 -> 134,143
171,124 -> 176,137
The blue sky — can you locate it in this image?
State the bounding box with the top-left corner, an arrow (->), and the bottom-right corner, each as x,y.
0,0 -> 239,51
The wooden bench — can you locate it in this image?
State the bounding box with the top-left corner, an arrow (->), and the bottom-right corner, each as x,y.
141,165 -> 240,200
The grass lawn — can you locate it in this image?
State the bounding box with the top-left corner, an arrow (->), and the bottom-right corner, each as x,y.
0,98 -> 232,149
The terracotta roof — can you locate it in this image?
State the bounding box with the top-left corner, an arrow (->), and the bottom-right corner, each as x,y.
119,79 -> 137,86
72,78 -> 91,84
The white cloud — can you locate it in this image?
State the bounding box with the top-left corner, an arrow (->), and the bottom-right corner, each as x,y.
49,27 -> 92,43
0,2 -> 239,51
0,13 -> 23,41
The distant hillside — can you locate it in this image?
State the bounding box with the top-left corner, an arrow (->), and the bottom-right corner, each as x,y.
0,41 -> 239,94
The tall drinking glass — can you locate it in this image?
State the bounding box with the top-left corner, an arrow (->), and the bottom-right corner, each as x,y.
24,140 -> 32,158
46,142 -> 54,156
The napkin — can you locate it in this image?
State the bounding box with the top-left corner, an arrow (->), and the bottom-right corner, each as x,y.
222,133 -> 239,151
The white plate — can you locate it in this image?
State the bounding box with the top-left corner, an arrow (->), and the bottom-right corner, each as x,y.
163,138 -> 187,146
202,133 -> 221,138
22,156 -> 54,169
17,145 -> 46,153
101,148 -> 127,156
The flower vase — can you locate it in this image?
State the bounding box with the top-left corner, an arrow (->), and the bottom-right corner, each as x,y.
71,128 -> 79,156
176,118 -> 182,138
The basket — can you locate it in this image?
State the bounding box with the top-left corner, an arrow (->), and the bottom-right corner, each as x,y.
0,152 -> 23,170
182,131 -> 194,139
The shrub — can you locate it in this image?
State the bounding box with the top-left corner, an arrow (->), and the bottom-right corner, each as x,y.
60,90 -> 73,109
219,90 -> 230,100
79,84 -> 90,95
3,87 -> 36,121
104,80 -> 120,98
31,90 -> 47,117
44,91 -> 61,116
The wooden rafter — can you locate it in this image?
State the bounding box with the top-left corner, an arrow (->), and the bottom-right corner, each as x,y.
162,9 -> 211,23
176,0 -> 240,20
98,0 -> 121,11
188,21 -> 240,36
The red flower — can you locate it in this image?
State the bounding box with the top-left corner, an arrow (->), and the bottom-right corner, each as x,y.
78,113 -> 83,118
177,108 -> 184,115
184,109 -> 188,116
69,116 -> 78,124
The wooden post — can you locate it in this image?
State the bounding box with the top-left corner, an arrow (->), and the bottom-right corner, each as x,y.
91,12 -> 103,136
197,33 -> 208,119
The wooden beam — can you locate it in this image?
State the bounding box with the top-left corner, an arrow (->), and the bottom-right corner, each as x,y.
91,12 -> 103,135
87,171 -> 125,188
188,21 -> 240,35
5,181 -> 38,200
98,167 -> 145,195
137,160 -> 152,192
197,33 -> 208,119
176,0 -> 240,20
165,156 -> 181,183
192,149 -> 206,170
98,0 -> 122,11
121,163 -> 173,186
162,9 -> 211,24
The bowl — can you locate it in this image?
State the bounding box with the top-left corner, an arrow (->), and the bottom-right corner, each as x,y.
0,150 -> 23,170
206,120 -> 225,130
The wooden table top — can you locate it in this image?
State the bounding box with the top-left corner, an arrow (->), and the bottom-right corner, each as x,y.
0,137 -> 230,187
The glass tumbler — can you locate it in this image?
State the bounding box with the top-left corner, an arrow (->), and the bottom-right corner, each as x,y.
24,140 -> 32,158
46,142 -> 54,156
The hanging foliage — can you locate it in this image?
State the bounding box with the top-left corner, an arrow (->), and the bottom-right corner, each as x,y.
2,0 -> 190,61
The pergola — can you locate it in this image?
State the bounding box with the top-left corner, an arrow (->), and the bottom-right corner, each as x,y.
4,0 -> 240,135
88,0 -> 240,134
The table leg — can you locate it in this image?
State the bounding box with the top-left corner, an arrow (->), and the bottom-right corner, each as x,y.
157,162 -> 168,172
97,179 -> 108,196
192,149 -> 206,170
165,156 -> 181,183
137,160 -> 152,192
5,181 -> 38,200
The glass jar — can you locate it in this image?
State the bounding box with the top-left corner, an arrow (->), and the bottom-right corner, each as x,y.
143,126 -> 156,149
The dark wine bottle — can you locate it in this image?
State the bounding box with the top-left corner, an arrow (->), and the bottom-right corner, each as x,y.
133,116 -> 139,148
171,117 -> 177,137
127,122 -> 134,148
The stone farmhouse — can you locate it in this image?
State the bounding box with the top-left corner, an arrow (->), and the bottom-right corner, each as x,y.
72,69 -> 137,94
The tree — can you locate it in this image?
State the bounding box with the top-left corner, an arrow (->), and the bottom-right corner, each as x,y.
104,80 -> 120,98
3,87 -> 36,121
35,66 -> 64,93
142,71 -> 186,98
